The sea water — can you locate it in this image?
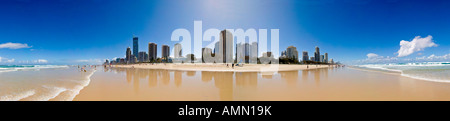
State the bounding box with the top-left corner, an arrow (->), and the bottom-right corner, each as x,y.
356,62 -> 450,83
0,65 -> 95,101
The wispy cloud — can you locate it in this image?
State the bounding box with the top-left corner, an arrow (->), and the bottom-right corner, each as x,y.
355,53 -> 450,65
416,54 -> 450,61
397,35 -> 437,57
74,59 -> 104,64
0,42 -> 32,49
0,57 -> 15,63
16,59 -> 48,64
354,53 -> 398,64
35,59 -> 48,63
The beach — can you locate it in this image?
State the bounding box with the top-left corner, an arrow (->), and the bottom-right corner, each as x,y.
0,66 -> 95,101
2,64 -> 450,101
74,65 -> 450,101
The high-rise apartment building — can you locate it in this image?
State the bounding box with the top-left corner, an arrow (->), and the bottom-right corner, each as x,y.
162,45 -> 170,59
314,46 -> 320,62
148,42 -> 157,61
133,37 -> 139,59
302,51 -> 309,62
174,43 -> 182,58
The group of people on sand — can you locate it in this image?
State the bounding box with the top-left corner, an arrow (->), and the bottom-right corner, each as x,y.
225,63 -> 241,69
78,65 -> 96,72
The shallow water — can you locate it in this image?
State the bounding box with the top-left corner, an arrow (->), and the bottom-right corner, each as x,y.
356,62 -> 450,83
0,66 -> 95,101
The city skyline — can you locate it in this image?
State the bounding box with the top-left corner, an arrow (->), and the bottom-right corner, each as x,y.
112,35 -> 333,65
1,0 -> 450,65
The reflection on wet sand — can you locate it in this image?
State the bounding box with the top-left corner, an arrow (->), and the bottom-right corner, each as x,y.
77,67 -> 331,100
75,66 -> 450,101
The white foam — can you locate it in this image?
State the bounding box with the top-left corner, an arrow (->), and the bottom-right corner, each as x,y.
45,70 -> 96,101
0,68 -> 96,101
67,70 -> 96,101
356,65 -> 402,72
401,73 -> 450,83
0,90 -> 36,101
357,63 -> 450,83
0,69 -> 17,73
0,65 -> 69,73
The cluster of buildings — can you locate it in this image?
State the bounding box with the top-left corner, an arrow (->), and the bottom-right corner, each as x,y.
280,45 -> 334,64
105,30 -> 335,65
107,36 -> 171,65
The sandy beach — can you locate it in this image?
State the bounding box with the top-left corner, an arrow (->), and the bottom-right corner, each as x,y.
111,63 -> 334,72
73,66 -> 450,101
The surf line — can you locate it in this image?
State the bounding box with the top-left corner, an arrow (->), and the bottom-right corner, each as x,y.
178,105 -> 212,118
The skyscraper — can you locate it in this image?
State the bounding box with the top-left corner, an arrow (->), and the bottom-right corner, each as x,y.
262,52 -> 273,58
324,53 -> 328,63
202,47 -> 212,63
302,51 -> 309,62
138,52 -> 148,62
244,43 -> 250,57
286,46 -> 298,60
133,36 -> 139,59
220,30 -> 234,63
126,47 -> 131,63
320,55 -> 324,62
250,42 -> 258,63
214,41 -> 220,54
174,43 -> 182,58
281,51 -> 286,57
314,46 -> 320,62
148,42 -> 157,61
162,44 -> 170,59
235,43 -> 244,63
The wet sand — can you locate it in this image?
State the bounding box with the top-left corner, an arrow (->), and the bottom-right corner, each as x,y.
112,63 -> 332,72
73,66 -> 450,101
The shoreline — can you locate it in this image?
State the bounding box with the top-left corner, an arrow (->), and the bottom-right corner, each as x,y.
349,66 -> 450,83
110,63 -> 335,72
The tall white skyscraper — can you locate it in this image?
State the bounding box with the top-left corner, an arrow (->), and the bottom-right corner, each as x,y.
174,43 -> 182,58
220,30 -> 234,63
250,42 -> 258,63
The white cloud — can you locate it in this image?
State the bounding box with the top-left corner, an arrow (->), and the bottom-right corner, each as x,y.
0,42 -> 32,49
397,35 -> 437,57
0,57 -> 15,63
6,59 -> 15,63
75,59 -> 103,64
367,53 -> 379,59
416,54 -> 450,61
35,59 -> 48,63
355,53 -> 398,64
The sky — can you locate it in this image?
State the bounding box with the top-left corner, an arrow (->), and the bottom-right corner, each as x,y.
0,0 -> 450,65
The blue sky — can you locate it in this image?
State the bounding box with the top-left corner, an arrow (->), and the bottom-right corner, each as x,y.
0,0 -> 449,65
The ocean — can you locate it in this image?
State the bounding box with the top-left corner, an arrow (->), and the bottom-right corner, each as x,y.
355,62 -> 450,83
0,65 -> 96,101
